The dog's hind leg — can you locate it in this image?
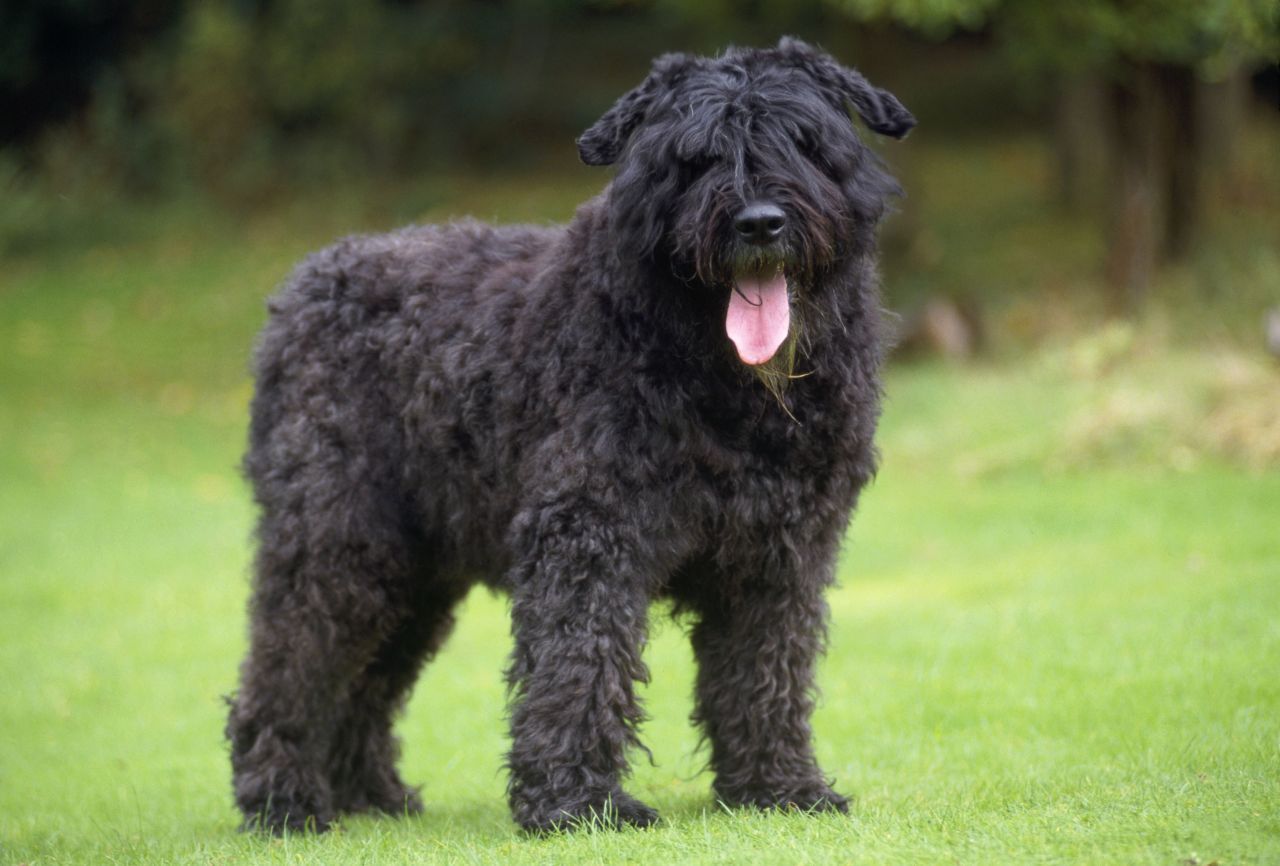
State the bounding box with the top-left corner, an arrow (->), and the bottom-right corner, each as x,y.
326,578 -> 467,818
226,465 -> 421,834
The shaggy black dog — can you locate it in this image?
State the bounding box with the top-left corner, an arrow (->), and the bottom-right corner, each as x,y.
226,36 -> 913,834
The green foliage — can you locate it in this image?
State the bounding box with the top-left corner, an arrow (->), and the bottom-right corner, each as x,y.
828,0 -> 1280,74
6,1 -> 686,199
3,0 -> 1277,203
150,0 -> 511,196
826,0 -> 996,37
996,0 -> 1280,76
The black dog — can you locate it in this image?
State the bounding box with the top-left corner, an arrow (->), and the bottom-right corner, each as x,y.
226,36 -> 913,834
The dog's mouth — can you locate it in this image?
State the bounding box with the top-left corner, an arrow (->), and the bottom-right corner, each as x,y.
726,266 -> 790,366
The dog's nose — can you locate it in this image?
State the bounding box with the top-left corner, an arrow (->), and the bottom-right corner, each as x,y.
734,203 -> 786,245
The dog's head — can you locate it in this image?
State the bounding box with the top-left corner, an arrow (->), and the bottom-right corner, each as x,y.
578,37 -> 913,374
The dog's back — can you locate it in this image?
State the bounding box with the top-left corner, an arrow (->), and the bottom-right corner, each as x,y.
244,218 -> 565,552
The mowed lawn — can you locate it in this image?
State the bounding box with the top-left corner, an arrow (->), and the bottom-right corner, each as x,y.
2,168 -> 1278,865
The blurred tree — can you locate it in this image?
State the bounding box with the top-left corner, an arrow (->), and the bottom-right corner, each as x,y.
827,0 -> 994,37
997,0 -> 1279,307
155,0 -> 509,195
0,0 -> 183,147
828,0 -> 1280,308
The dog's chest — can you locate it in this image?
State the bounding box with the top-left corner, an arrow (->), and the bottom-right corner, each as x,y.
674,385 -> 863,524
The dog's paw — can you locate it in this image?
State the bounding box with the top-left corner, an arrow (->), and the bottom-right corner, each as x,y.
239,803 -> 335,836
717,781 -> 849,814
602,790 -> 661,827
374,785 -> 425,818
337,781 -> 425,818
516,789 -> 659,833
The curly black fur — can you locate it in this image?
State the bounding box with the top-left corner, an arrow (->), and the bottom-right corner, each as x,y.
225,37 -> 913,835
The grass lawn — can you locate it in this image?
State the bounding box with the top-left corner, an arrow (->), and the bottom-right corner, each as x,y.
2,143 -> 1278,864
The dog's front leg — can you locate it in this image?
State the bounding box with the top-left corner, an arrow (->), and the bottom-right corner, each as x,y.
691,577 -> 849,814
504,510 -> 658,832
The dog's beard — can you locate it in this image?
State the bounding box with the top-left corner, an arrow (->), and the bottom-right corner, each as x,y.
749,318 -> 803,409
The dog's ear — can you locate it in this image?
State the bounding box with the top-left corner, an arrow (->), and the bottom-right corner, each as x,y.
577,53 -> 692,166
777,36 -> 916,140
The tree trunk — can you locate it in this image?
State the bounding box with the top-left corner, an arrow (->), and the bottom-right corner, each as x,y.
1156,63 -> 1200,260
1054,73 -> 1107,212
1104,60 -> 1163,311
1197,65 -> 1248,200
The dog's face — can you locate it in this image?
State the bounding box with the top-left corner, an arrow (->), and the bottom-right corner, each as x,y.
578,37 -> 913,371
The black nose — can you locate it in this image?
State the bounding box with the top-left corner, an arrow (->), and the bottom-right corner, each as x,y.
734,203 -> 786,245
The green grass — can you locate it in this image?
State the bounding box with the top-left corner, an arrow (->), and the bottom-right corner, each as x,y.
2,141 -> 1279,864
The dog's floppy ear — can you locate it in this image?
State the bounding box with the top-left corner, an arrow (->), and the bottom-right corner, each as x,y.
577,53 -> 693,166
777,36 -> 915,140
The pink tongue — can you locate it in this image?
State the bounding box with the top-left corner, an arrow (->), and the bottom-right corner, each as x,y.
726,273 -> 790,365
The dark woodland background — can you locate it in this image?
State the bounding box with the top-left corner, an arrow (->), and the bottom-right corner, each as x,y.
3,0 -> 1277,322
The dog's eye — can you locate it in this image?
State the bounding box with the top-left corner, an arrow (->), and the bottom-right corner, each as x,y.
796,136 -> 840,178
681,155 -> 718,179
795,135 -> 823,162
